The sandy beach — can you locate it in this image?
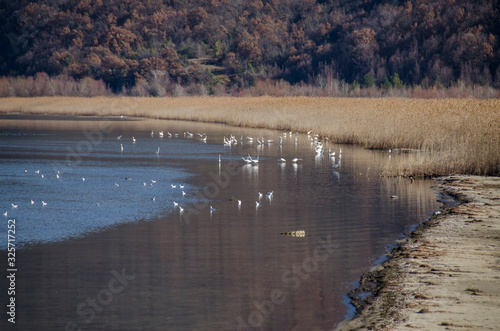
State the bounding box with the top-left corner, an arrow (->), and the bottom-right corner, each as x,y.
336,175 -> 500,330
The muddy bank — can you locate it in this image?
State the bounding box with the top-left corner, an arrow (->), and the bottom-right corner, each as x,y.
336,175 -> 500,330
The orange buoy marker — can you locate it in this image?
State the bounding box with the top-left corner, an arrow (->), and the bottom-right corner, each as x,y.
278,230 -> 305,237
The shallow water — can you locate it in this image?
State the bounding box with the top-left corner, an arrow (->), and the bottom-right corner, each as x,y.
0,115 -> 441,330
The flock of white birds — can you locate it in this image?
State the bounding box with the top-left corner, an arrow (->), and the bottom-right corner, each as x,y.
215,130 -> 342,215
4,128 -> 342,220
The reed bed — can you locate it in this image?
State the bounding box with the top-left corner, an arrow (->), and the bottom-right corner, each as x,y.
0,96 -> 498,177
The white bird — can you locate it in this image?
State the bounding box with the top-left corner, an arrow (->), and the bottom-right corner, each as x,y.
258,192 -> 263,199
173,201 -> 179,207
120,144 -> 123,152
242,155 -> 253,164
82,177 -> 86,181
42,201 -> 47,206
117,135 -> 122,140
167,132 -> 172,137
292,158 -> 302,163
11,204 -> 18,208
151,196 -> 156,201
278,136 -> 282,144
238,200 -> 242,207
210,206 -> 215,211
182,191 -> 186,196
155,147 -> 160,155
150,130 -> 154,137
223,136 -> 235,146
35,170 -> 40,174
115,183 -> 120,187
2,211 -> 7,217
41,174 -> 44,178
25,169 -> 27,173
266,191 -> 274,199
179,185 -> 184,188
219,154 -> 221,163
179,206 -> 184,213
143,182 -> 147,186
315,142 -> 324,154
151,180 -> 157,183
159,131 -> 164,138
255,201 -> 260,208
171,184 -> 177,188
56,174 -> 60,179
201,135 -> 207,142
31,199 -> 34,204
132,136 -> 136,143
277,158 -> 286,163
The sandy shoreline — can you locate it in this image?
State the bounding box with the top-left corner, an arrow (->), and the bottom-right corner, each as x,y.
336,175 -> 500,330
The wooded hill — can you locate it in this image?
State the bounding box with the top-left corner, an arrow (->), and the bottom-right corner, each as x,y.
1,0 -> 499,95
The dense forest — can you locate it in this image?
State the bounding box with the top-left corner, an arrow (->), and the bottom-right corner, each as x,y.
0,0 -> 499,96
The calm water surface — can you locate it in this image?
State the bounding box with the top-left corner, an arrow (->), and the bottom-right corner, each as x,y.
0,114 -> 441,330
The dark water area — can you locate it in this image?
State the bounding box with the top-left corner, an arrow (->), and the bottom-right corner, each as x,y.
0,114 -> 441,330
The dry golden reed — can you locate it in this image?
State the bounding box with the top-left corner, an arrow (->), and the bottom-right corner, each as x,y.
0,96 -> 498,177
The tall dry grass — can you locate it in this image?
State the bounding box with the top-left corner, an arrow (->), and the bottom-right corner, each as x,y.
0,96 -> 498,177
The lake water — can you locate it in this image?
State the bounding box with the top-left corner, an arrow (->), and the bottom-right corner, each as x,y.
0,114 -> 441,330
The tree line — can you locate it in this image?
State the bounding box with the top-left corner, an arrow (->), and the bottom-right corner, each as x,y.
1,0 -> 499,96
